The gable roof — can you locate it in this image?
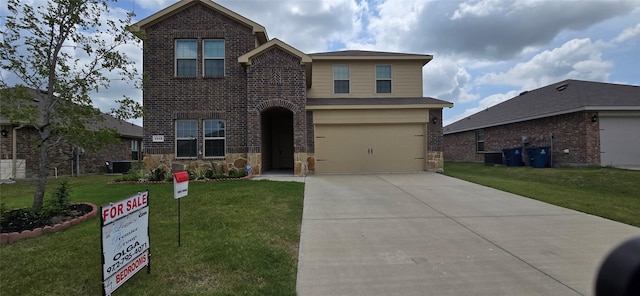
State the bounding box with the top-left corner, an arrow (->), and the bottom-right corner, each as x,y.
0,88 -> 143,138
132,0 -> 268,44
310,50 -> 433,65
444,79 -> 640,134
238,38 -> 311,65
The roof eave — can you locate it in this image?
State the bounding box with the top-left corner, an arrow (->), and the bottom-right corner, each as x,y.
132,0 -> 268,44
238,38 -> 311,65
306,103 -> 452,110
310,55 -> 433,64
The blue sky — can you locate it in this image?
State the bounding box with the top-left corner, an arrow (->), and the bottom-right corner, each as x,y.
3,0 -> 640,126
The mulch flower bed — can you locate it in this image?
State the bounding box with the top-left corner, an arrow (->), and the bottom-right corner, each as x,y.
0,203 -> 97,244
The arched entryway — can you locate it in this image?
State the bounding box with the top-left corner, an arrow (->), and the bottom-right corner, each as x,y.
261,107 -> 294,174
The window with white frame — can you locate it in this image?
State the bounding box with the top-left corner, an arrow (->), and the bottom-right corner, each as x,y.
333,65 -> 350,93
204,120 -> 225,158
176,120 -> 198,158
376,65 -> 392,93
131,140 -> 139,160
203,40 -> 225,77
176,40 -> 197,77
476,129 -> 485,152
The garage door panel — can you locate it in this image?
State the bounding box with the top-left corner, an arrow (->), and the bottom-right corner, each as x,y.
315,124 -> 425,173
600,116 -> 640,166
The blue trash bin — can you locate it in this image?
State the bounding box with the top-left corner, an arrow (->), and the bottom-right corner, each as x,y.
525,147 -> 550,168
502,147 -> 523,166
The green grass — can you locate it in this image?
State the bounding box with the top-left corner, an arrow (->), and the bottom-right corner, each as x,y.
443,162 -> 640,227
0,176 -> 304,295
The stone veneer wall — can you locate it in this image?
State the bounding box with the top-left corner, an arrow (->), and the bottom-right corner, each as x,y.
443,111 -> 601,166
427,109 -> 445,171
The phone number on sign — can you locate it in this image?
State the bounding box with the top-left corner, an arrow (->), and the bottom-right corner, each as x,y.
106,242 -> 148,274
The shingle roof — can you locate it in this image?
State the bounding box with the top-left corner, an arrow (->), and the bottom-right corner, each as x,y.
444,79 -> 640,134
308,50 -> 433,65
307,97 -> 452,107
309,50 -> 430,57
0,88 -> 142,138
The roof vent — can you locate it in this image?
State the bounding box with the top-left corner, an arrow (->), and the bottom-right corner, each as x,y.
519,91 -> 529,96
555,83 -> 568,91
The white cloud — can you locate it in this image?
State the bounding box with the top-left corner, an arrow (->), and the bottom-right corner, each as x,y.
423,58 -> 478,103
444,90 -> 519,126
613,22 -> 640,43
476,38 -> 612,89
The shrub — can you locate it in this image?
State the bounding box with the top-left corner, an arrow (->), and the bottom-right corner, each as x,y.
190,164 -> 207,180
165,173 -> 174,182
44,180 -> 71,216
228,168 -> 247,178
148,167 -> 166,182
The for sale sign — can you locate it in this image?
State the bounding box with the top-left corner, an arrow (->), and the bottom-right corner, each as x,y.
101,191 -> 150,295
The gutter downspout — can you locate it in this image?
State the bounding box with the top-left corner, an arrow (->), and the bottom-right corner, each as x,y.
12,125 -> 25,180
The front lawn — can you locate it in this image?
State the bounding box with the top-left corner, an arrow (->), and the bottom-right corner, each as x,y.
443,162 -> 640,227
0,175 -> 304,295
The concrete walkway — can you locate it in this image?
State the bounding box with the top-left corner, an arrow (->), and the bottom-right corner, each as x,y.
296,173 -> 639,296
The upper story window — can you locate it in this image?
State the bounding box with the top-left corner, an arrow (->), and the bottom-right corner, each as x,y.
333,65 -> 350,94
376,65 -> 392,93
176,120 -> 198,158
203,40 -> 225,77
204,119 -> 225,158
476,129 -> 485,152
175,40 -> 197,77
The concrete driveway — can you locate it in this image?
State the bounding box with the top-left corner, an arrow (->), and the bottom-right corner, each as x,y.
296,173 -> 639,296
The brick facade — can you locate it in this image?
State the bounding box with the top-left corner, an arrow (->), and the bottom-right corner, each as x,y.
140,3 -> 314,175
444,111 -> 601,166
142,3 -> 255,157
246,47 -> 307,150
138,1 -> 449,174
0,126 -> 138,179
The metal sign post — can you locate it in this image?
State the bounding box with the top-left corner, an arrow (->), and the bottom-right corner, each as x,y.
173,171 -> 189,247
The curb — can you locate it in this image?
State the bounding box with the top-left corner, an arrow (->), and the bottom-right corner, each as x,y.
0,202 -> 98,245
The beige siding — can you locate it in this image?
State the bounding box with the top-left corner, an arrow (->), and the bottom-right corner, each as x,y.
313,109 -> 430,124
308,60 -> 423,98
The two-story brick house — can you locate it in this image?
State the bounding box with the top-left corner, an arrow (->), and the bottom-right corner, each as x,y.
133,0 -> 452,175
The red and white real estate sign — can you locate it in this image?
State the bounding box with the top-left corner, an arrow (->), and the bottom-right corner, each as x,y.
101,191 -> 150,296
174,171 -> 189,199
102,191 -> 148,225
103,250 -> 148,295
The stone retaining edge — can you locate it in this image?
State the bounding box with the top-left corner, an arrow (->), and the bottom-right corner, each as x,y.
0,202 -> 98,245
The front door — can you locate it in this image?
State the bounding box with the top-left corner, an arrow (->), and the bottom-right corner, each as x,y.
261,107 -> 294,171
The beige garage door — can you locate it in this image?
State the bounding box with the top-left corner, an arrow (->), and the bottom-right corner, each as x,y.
315,124 -> 426,173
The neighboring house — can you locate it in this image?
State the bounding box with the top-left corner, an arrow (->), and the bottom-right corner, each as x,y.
0,89 -> 143,180
133,0 -> 452,175
443,79 -> 640,167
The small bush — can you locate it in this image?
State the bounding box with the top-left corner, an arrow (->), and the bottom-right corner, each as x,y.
228,168 -> 247,178
190,165 -> 207,180
165,173 -> 174,182
44,180 -> 71,216
148,167 -> 166,182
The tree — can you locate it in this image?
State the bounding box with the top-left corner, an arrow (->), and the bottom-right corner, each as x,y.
0,0 -> 143,212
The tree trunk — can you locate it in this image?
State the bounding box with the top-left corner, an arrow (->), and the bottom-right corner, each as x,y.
32,133 -> 50,212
